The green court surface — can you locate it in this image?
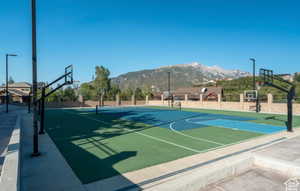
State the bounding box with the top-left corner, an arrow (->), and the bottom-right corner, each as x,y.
45,106 -> 300,184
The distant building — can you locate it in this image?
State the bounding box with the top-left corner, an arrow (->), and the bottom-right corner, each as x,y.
223,77 -> 233,81
277,74 -> 294,82
0,82 -> 31,103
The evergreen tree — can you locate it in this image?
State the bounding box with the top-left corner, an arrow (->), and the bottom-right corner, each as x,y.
93,66 -> 111,106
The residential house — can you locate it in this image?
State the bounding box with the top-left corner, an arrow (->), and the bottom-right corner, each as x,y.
0,82 -> 31,103
277,74 -> 294,82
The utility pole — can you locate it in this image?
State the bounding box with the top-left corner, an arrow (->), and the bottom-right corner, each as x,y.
250,58 -> 260,113
6,55 -> 8,113
5,54 -> 17,113
250,58 -> 256,91
167,72 -> 170,108
31,0 -> 40,156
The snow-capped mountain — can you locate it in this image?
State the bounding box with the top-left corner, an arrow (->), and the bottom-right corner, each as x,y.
112,62 -> 250,90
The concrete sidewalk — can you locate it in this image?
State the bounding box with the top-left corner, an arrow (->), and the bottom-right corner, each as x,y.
20,112 -> 85,191
0,105 -> 25,191
200,135 -> 300,191
0,113 -> 17,176
201,168 -> 289,191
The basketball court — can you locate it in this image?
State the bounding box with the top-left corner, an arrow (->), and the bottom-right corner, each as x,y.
44,106 -> 300,184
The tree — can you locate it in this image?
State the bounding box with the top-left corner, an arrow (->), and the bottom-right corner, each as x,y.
93,66 -> 111,106
8,76 -> 14,84
134,88 -> 144,100
294,73 -> 300,82
63,87 -> 78,101
80,82 -> 96,101
45,88 -> 60,102
120,88 -> 133,100
106,84 -> 121,101
142,85 -> 153,98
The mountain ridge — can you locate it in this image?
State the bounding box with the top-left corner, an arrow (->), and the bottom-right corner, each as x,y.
111,62 -> 250,91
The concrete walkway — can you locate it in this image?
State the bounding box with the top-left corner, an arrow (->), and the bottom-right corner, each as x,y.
200,135 -> 300,191
20,111 -> 85,191
0,112 -> 17,176
201,168 -> 289,191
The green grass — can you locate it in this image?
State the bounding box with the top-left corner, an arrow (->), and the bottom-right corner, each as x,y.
45,107 -> 283,184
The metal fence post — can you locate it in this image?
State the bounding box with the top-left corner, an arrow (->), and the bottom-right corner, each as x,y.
39,88 -> 45,134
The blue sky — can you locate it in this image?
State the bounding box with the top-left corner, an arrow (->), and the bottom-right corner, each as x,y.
1,0 -> 300,84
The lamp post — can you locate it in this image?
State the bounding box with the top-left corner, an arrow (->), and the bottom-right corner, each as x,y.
31,0 -> 40,156
250,58 -> 256,91
167,72 -> 170,107
5,54 -> 17,113
250,58 -> 260,112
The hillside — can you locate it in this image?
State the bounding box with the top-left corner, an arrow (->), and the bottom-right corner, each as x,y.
217,77 -> 300,102
111,62 -> 250,91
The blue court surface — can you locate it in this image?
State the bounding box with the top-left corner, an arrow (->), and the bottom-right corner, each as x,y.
188,119 -> 285,134
79,106 -> 286,134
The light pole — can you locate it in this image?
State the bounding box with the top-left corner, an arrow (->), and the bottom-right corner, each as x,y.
31,0 -> 40,156
167,72 -> 170,107
250,58 -> 256,91
250,58 -> 260,112
5,54 -> 17,113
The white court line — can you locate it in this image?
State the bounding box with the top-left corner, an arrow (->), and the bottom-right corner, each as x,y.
62,110 -> 201,153
169,122 -> 224,146
61,110 -> 266,155
185,117 -> 283,134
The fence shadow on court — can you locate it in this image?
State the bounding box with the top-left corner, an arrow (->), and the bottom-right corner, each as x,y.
47,128 -> 141,189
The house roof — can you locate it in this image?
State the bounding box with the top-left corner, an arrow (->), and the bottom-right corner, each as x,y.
277,74 -> 291,76
0,82 -> 31,88
0,82 -> 31,96
9,82 -> 31,88
203,87 -> 223,96
0,89 -> 30,96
